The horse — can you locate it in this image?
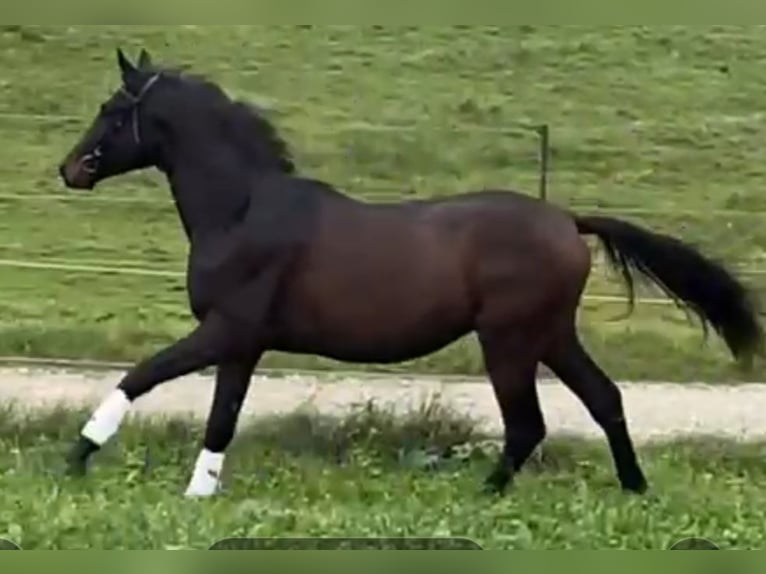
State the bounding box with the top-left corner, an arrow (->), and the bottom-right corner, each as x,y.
58,48 -> 763,498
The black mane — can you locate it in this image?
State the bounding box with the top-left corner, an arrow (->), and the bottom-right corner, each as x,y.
149,66 -> 296,174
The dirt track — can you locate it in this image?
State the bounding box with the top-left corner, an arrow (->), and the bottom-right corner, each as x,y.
2,366 -> 766,443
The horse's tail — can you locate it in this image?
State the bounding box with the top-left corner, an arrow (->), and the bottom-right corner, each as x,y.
574,214 -> 764,363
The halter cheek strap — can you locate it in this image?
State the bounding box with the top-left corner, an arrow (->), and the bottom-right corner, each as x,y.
118,73 -> 161,144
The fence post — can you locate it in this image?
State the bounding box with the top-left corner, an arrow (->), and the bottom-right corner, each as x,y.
537,124 -> 550,201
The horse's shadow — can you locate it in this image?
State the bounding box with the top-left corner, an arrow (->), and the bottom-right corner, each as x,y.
225,400 -> 602,477
1,400 -> 609,480
10,402 -> 755,489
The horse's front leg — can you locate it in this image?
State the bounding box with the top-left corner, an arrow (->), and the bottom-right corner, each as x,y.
182,264 -> 290,497
184,358 -> 260,497
65,311 -> 244,476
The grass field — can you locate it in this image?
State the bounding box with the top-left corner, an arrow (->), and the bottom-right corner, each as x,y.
0,403 -> 763,550
1,25 -> 766,380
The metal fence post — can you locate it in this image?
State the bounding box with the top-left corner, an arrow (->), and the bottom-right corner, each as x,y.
537,124 -> 550,201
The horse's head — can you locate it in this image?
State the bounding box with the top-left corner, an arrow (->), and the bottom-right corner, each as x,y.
59,47 -> 296,193
58,48 -> 167,190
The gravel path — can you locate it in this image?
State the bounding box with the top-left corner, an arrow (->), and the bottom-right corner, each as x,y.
2,367 -> 766,443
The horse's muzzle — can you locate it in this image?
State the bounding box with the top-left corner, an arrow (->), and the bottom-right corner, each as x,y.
58,157 -> 95,190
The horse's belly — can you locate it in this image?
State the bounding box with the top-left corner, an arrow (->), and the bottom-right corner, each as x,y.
275,317 -> 472,364
273,274 -> 473,363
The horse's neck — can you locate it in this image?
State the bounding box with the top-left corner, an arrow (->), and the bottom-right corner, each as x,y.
165,145 -> 253,241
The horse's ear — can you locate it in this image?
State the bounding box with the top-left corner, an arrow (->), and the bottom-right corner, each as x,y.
116,48 -> 137,78
137,48 -> 153,69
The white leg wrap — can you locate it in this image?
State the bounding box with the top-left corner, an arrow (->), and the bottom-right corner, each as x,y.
81,389 -> 132,446
184,449 -> 225,498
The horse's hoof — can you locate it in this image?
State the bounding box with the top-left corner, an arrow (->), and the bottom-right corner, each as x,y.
65,460 -> 88,478
483,469 -> 512,497
65,451 -> 89,477
64,437 -> 99,478
64,449 -> 89,477
184,486 -> 220,499
623,482 -> 649,495
483,484 -> 506,497
621,473 -> 649,495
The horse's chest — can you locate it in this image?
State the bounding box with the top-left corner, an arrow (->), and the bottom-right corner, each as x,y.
185,237 -> 249,318
186,274 -> 219,319
184,229 -> 300,320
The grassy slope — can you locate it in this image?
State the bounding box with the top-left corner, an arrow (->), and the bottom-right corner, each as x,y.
1,25 -> 766,380
0,405 -> 764,550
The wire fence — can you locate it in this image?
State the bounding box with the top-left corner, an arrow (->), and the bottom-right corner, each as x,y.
0,257 -> 680,307
0,104 -> 763,132
1,108 -> 764,216
2,107 -> 765,308
0,109 -> 548,133
3,192 -> 766,219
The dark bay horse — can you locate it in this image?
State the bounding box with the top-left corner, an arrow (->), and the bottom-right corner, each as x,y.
58,49 -> 763,498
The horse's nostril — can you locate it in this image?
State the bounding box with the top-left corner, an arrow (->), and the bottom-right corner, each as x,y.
81,154 -> 98,174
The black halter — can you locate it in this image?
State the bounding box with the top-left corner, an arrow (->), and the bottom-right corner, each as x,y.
81,73 -> 162,176
118,72 -> 161,144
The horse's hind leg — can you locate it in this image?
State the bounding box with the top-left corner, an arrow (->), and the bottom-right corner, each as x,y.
478,326 -> 546,495
543,327 -> 648,494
